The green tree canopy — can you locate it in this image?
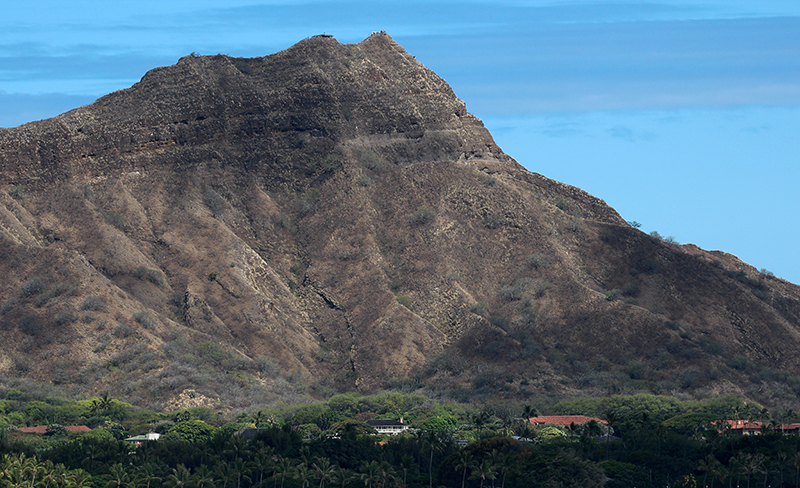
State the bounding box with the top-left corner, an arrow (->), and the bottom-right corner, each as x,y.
161,420 -> 217,443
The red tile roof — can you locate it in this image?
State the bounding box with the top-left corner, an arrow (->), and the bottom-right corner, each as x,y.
17,425 -> 91,434
529,415 -> 608,426
719,420 -> 763,431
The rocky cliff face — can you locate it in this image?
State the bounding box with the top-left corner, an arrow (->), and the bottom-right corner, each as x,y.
1,33 -> 799,410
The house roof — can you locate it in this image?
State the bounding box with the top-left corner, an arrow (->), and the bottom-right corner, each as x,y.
528,416 -> 608,426
366,419 -> 406,427
720,420 -> 763,430
17,425 -> 91,434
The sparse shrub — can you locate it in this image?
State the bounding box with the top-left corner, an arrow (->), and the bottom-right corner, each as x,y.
133,311 -> 157,329
18,313 -> 43,335
356,175 -> 372,187
169,290 -> 185,309
526,253 -> 549,270
679,367 -> 702,388
636,258 -> 660,274
301,188 -> 321,214
255,356 -> 281,375
471,301 -> 489,317
81,183 -> 94,199
484,177 -> 497,187
208,272 -> 217,281
21,277 -> 46,298
500,285 -> 520,302
112,323 -> 134,338
81,295 -> 106,311
482,212 -> 503,229
555,199 -> 569,211
663,236 -> 679,246
305,154 -> 343,175
730,354 -> 749,370
290,264 -> 302,276
274,213 -> 293,230
628,220 -> 642,228
760,268 -> 775,278
33,282 -> 74,306
599,229 -> 617,242
135,267 -> 166,287
54,311 -> 75,325
606,289 -> 622,301
203,188 -> 227,218
626,360 -> 647,380
489,315 -> 509,330
396,295 -> 413,310
1,297 -> 19,313
699,339 -> 723,355
409,206 -> 435,225
566,217 -> 584,233
8,185 -> 27,199
105,211 -> 127,230
531,279 -> 550,297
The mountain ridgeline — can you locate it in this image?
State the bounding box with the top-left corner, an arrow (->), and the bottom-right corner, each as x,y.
1,33 -> 799,410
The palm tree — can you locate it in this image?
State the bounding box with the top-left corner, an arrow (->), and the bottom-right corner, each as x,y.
697,455 -> 721,488
106,463 -> 131,488
468,460 -> 497,488
359,462 -> 381,488
295,465 -> 312,488
795,452 -> 800,488
424,431 -> 446,488
231,459 -> 253,488
216,463 -> 238,488
225,437 -> 249,462
273,457 -> 293,488
735,453 -> 765,488
453,450 -> 471,488
331,468 -> 354,488
193,465 -> 217,488
376,462 -> 396,488
135,463 -> 161,488
253,449 -> 274,488
97,393 -> 114,416
68,469 -> 94,488
602,409 -> 617,460
166,465 -> 192,488
311,458 -> 336,488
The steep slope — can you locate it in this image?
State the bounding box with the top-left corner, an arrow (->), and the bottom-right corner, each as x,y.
1,33 -> 799,410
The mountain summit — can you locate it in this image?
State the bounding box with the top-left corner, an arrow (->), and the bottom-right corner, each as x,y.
1,33 -> 799,410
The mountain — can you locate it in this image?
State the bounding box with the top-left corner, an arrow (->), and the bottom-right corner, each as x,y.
1,33 -> 799,411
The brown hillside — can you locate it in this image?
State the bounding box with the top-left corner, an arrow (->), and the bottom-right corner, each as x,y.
1,33 -> 799,410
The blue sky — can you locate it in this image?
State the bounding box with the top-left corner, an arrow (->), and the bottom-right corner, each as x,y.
2,1 -> 799,284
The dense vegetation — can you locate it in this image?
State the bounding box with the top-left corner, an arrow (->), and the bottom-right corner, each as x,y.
3,386 -> 800,488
